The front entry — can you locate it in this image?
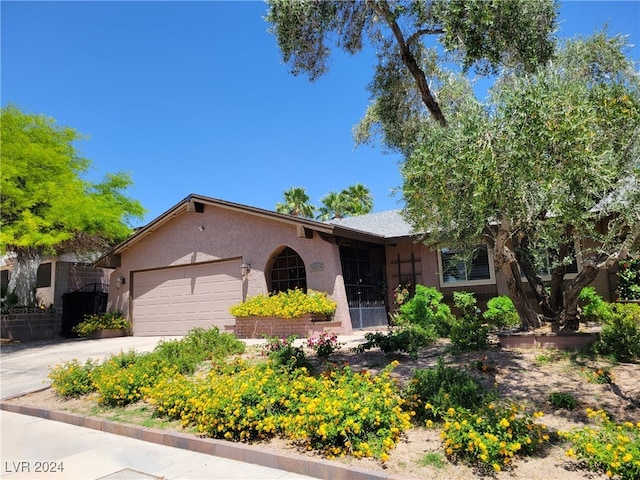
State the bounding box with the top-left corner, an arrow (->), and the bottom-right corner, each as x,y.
338,240 -> 388,329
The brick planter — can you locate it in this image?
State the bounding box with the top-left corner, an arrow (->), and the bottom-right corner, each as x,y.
234,314 -> 339,339
498,331 -> 597,350
88,328 -> 128,339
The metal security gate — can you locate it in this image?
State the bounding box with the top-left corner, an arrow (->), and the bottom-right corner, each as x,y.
339,241 -> 388,329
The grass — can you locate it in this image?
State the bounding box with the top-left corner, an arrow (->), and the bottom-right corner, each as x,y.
418,452 -> 446,469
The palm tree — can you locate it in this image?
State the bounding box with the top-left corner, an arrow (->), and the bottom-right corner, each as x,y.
275,187 -> 315,218
343,183 -> 373,215
317,191 -> 349,221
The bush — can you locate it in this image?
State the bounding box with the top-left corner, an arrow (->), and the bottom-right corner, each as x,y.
578,287 -> 614,323
441,404 -> 550,473
483,296 -> 520,329
617,256 -> 640,301
72,311 -> 130,336
354,323 -> 437,359
593,302 -> 640,361
449,292 -> 490,353
404,357 -> 487,423
262,335 -> 309,371
144,360 -> 412,461
548,391 -> 578,410
48,359 -> 97,397
229,288 -> 337,319
305,332 -> 344,357
560,408 -> 640,480
397,285 -> 454,337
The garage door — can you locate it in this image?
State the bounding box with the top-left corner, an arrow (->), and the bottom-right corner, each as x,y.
132,260 -> 242,336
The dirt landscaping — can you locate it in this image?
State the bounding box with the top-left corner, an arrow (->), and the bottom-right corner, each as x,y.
5,337 -> 639,480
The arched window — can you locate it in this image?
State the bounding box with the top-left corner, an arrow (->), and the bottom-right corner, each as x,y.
270,247 -> 307,292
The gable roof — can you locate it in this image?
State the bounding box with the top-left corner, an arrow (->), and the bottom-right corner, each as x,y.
95,194 -> 416,268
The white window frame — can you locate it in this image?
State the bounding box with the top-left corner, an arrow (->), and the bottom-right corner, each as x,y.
438,245 -> 496,287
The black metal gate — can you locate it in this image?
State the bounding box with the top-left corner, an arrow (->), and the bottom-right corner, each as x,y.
61,283 -> 109,337
339,241 -> 388,329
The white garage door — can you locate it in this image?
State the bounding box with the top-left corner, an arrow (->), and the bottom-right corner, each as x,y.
132,260 -> 242,336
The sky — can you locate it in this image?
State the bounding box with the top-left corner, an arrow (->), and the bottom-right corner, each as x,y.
2,1 -> 639,228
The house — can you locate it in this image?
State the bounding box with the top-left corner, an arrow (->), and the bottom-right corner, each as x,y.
94,193 -> 616,337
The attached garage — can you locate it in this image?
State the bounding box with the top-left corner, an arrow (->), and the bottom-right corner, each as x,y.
132,259 -> 242,336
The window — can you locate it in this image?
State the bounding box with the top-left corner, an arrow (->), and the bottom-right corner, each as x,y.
522,245 -> 580,280
270,247 -> 307,293
36,263 -> 52,288
440,246 -> 494,285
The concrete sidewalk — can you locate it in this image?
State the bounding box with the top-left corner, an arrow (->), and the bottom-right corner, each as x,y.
0,333 -> 384,480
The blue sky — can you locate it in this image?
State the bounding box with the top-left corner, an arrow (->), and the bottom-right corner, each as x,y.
2,1 -> 639,227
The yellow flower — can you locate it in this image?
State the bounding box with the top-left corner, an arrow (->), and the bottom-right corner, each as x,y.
499,418 -> 510,428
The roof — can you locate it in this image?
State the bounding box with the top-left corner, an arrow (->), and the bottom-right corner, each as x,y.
95,194 -> 419,268
325,210 -> 417,238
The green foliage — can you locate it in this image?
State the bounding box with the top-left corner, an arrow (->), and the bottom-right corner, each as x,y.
579,287 -> 614,323
144,360 -> 412,461
448,292 -> 490,353
548,391 -> 578,410
48,359 -> 97,397
397,284 -> 453,336
261,336 -> 309,371
404,357 -> 487,423
441,404 -> 551,473
593,303 -> 640,361
418,452 -> 446,469
275,186 -> 315,218
617,256 -> 640,301
354,324 -> 437,359
483,296 -> 520,329
229,289 -> 337,319
583,367 -> 615,385
316,183 -> 373,220
560,409 -> 640,480
72,311 -> 130,337
0,105 -> 145,305
305,332 -> 344,358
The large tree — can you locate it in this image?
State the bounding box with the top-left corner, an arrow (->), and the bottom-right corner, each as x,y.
275,186 -> 316,218
317,183 -> 374,220
402,33 -> 640,329
1,105 -> 146,306
266,0 -> 557,133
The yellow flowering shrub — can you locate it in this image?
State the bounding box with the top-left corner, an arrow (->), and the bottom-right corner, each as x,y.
229,289 -> 337,319
440,403 -> 551,473
143,360 -> 410,461
559,409 -> 640,480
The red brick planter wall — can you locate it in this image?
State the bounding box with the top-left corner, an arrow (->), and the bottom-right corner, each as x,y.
234,314 -> 340,339
498,332 -> 597,350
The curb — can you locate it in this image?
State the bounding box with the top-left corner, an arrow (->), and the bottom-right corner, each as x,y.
0,395 -> 401,480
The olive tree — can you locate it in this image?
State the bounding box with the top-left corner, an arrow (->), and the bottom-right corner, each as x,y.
402,33 -> 640,329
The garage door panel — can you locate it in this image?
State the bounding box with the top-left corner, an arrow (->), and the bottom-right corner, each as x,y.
132,260 -> 242,336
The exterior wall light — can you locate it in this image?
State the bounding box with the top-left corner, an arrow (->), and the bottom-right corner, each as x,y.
240,263 -> 251,277
115,276 -> 126,289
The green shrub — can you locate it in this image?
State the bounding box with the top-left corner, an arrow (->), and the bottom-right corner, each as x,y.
48,359 -> 97,397
578,287 -> 614,323
441,404 -> 550,473
593,302 -> 640,361
72,311 -> 130,336
397,285 -> 454,337
548,391 -> 578,410
560,408 -> 640,480
229,288 -> 337,318
617,256 -> 640,301
144,360 -> 412,462
305,332 -> 344,357
404,357 -> 487,423
483,296 -> 520,329
354,323 -> 437,359
91,351 -> 177,406
449,292 -> 490,353
262,336 -> 309,371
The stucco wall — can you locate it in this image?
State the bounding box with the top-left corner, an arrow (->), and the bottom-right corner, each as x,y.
107,205 -> 352,332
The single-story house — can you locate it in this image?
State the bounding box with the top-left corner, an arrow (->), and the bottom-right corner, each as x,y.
94,193 -> 615,336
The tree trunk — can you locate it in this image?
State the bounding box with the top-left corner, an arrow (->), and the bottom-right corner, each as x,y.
561,264 -> 600,331
7,249 -> 42,307
493,227 -> 541,330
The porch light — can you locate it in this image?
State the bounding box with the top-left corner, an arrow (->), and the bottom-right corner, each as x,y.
115,276 -> 126,289
240,263 -> 251,277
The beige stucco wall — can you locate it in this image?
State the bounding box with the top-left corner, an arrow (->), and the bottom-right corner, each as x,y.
107,205 -> 352,332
